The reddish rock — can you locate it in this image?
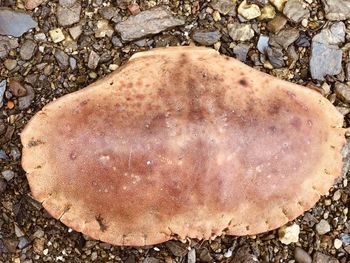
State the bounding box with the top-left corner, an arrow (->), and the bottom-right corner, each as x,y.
25,0 -> 45,10
9,80 -> 27,97
128,3 -> 140,15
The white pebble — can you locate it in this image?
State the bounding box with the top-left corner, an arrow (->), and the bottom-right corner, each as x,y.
333,190 -> 341,201
334,238 -> 342,249
278,223 -> 300,244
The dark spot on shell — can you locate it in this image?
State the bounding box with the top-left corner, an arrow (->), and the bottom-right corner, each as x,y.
27,139 -> 44,148
268,126 -> 277,133
286,91 -> 296,99
96,214 -> 107,232
136,94 -> 145,100
80,100 -> 89,106
180,53 -> 188,65
239,79 -> 248,87
290,117 -> 302,130
110,82 -> 114,86
70,152 -> 77,160
136,79 -> 143,86
268,102 -> 281,115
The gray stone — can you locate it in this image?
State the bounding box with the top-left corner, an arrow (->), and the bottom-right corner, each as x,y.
99,6 -> 122,22
257,35 -> 269,54
228,22 -> 254,41
115,6 -> 185,42
210,0 -> 236,15
0,150 -> 8,160
69,57 -> 77,70
112,36 -> 123,47
315,219 -> 331,235
335,82 -> 350,103
18,85 -> 35,110
295,247 -> 312,263
321,0 -> 350,21
57,1 -> 81,27
269,28 -> 299,49
0,80 -> 6,108
310,22 -> 345,80
310,43 -> 342,80
0,36 -> 19,59
267,47 -> 285,68
2,170 -> 15,181
54,49 -> 69,69
20,39 -> 36,60
165,241 -> 188,257
312,252 -> 339,263
340,233 -> 350,246
88,50 -> 100,69
69,25 -> 82,40
233,43 -> 250,62
0,8 -> 37,37
34,33 -> 47,42
33,229 -> 45,239
313,22 -> 345,45
192,30 -> 221,46
283,0 -> 309,23
187,248 -> 196,263
18,237 -> 29,249
10,147 -> 21,160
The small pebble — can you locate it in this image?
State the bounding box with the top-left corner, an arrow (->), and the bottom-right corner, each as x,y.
334,239 -> 342,249
88,50 -> 100,69
20,39 -> 37,60
109,64 -> 119,71
34,33 -> 47,42
18,237 -> 29,249
238,0 -> 261,20
49,28 -> 65,43
332,190 -> 341,201
316,219 -> 331,235
294,247 -> 312,263
4,59 -> 17,70
187,248 -> 196,263
9,80 -> 27,97
2,170 -> 15,181
278,223 -> 300,245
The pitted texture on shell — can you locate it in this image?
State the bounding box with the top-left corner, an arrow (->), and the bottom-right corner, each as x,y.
21,47 -> 345,246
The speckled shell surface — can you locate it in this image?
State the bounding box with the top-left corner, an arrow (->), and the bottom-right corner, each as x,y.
21,47 -> 345,246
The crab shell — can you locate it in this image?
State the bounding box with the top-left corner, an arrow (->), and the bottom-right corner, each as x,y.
21,47 -> 346,246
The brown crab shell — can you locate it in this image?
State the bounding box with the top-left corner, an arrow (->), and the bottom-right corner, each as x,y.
21,46 -> 346,246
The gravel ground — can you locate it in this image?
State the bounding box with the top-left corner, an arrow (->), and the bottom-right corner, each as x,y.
1,0 -> 350,262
